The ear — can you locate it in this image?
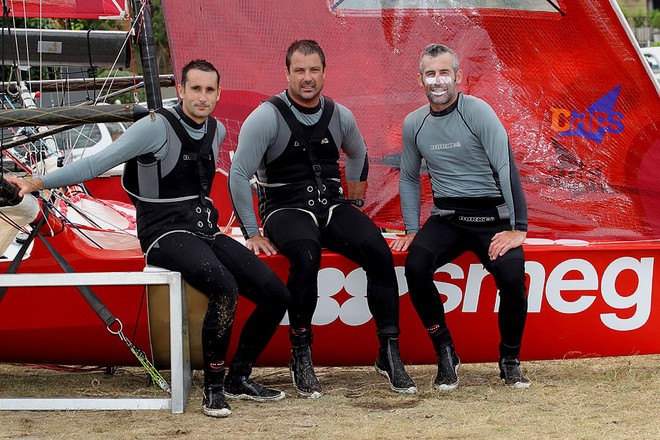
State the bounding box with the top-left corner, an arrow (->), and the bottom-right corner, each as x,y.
177,82 -> 184,99
455,69 -> 463,85
417,72 -> 424,88
216,86 -> 222,102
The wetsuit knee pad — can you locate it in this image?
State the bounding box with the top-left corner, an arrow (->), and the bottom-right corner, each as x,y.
361,233 -> 395,265
203,288 -> 238,343
207,287 -> 239,311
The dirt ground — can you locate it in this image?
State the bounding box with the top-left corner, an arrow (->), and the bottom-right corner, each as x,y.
2,355 -> 660,440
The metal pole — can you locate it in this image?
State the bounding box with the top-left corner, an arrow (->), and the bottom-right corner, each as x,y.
130,0 -> 162,110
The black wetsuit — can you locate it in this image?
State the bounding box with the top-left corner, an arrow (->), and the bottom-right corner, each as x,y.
122,106 -> 290,375
400,94 -> 528,359
230,92 -> 401,338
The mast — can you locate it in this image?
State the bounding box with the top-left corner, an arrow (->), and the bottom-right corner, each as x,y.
130,0 -> 162,110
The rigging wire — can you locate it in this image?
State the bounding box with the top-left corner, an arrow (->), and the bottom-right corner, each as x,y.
545,0 -> 565,16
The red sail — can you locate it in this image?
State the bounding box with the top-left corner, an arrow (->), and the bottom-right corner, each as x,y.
162,0 -> 660,241
8,0 -> 127,19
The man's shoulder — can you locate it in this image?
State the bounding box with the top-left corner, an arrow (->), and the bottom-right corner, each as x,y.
459,93 -> 493,112
331,99 -> 357,123
244,99 -> 278,125
404,104 -> 430,125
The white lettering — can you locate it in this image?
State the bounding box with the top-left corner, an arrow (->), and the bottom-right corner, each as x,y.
434,263 -> 464,313
464,264 -> 490,313
600,257 -> 653,331
342,268 -> 370,326
546,259 -> 597,313
525,261 -> 546,313
307,256 -> 654,332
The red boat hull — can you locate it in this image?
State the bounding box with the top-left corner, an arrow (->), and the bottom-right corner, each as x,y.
2,220 -> 659,368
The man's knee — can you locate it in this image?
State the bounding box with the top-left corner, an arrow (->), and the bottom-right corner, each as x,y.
262,273 -> 291,310
404,245 -> 437,288
360,234 -> 396,281
282,239 -> 322,275
493,258 -> 527,298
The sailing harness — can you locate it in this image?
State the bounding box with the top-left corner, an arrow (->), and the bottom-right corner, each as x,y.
156,107 -> 217,207
0,198 -> 171,394
265,96 -> 342,210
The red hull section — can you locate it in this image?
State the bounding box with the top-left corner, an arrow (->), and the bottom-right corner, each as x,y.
0,228 -> 148,366
2,222 -> 659,367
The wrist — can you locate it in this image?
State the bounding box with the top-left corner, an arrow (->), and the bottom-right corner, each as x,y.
348,198 -> 364,207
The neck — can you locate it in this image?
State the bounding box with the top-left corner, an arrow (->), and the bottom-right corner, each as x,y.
285,90 -> 322,114
175,104 -> 206,129
430,93 -> 459,113
287,89 -> 320,109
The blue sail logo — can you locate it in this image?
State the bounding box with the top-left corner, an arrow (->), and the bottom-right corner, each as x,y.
550,85 -> 625,143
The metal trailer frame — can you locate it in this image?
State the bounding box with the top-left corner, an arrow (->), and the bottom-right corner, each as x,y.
0,269 -> 192,413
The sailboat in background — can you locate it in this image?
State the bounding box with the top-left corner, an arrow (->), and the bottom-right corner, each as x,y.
1,0 -> 660,371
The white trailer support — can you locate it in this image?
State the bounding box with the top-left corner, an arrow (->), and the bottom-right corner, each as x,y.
0,269 -> 192,413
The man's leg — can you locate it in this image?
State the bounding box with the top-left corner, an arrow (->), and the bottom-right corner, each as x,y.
146,232 -> 236,417
405,216 -> 464,391
324,204 -> 416,394
209,234 -> 291,401
472,224 -> 531,388
265,209 -> 324,398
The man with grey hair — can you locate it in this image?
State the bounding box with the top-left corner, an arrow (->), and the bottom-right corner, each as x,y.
391,44 -> 531,390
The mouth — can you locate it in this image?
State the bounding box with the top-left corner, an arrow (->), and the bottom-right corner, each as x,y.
431,89 -> 447,97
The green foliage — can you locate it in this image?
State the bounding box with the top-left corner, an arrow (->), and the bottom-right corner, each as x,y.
619,2 -> 660,31
652,10 -> 660,29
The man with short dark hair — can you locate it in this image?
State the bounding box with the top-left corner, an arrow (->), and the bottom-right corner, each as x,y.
229,40 -> 416,398
10,59 -> 291,417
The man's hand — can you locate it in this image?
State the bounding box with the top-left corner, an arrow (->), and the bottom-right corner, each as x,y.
4,176 -> 43,197
245,233 -> 279,256
489,230 -> 526,260
389,232 -> 416,252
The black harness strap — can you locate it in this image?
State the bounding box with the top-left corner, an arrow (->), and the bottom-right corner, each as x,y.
266,96 -> 335,195
0,215 -> 46,304
156,108 -> 217,205
0,217 -> 115,326
37,231 -> 117,327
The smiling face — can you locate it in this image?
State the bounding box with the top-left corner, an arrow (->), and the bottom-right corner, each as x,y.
286,51 -> 325,108
178,68 -> 221,124
419,53 -> 462,112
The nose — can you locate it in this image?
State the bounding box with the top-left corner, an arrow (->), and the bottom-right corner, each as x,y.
303,69 -> 314,81
426,74 -> 452,86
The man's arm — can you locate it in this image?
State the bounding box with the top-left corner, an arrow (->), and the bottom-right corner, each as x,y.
470,98 -> 527,232
229,103 -> 279,255
336,105 -> 368,197
12,116 -> 167,195
51,116 -> 167,189
391,114 -> 423,252
469,98 -> 528,259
